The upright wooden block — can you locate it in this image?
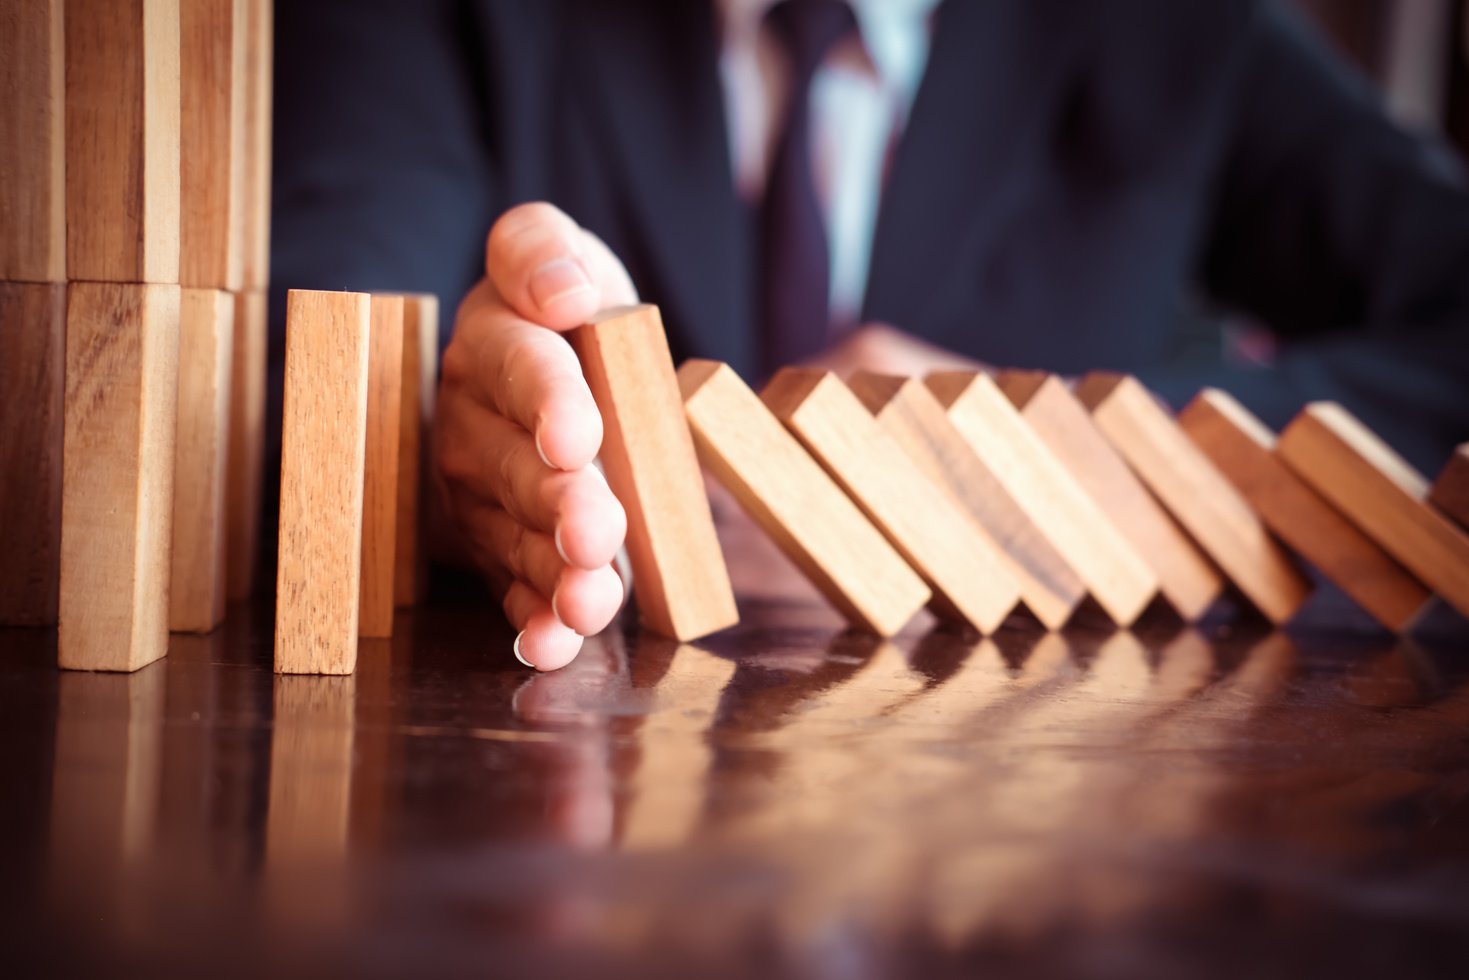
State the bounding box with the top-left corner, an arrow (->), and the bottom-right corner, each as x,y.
240,0 -> 271,289
275,289 -> 371,674
762,368 -> 1021,634
0,0 -> 66,282
847,372 -> 1085,630
997,370 -> 1224,621
567,305 -> 738,641
1073,373 -> 1311,624
1179,389 -> 1430,632
1430,444 -> 1469,530
1278,403 -> 1469,620
225,288 -> 265,599
925,371 -> 1158,626
358,294 -> 404,639
179,0 -> 246,289
394,293 -> 439,607
679,360 -> 931,636
65,0 -> 181,283
60,282 -> 181,671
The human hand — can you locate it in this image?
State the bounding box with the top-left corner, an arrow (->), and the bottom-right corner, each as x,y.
805,322 -> 991,378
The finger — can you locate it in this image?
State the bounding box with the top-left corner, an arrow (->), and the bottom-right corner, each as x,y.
485,202 -> 604,330
504,582 -> 584,671
552,564 -> 625,638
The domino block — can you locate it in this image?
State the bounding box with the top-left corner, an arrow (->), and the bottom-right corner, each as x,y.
60,282 -> 181,671
926,371 -> 1158,626
179,0 -> 246,289
394,293 -> 439,606
568,305 -> 738,641
679,360 -> 931,636
1430,444 -> 1469,530
240,0 -> 272,289
275,289 -> 371,674
0,0 -> 65,282
359,294 -> 404,639
1179,389 -> 1430,632
225,288 -> 265,599
1073,373 -> 1311,624
762,368 -> 1021,634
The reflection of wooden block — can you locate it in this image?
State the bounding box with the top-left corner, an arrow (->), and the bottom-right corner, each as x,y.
358,295 -> 404,639
60,283 -> 181,671
1179,389 -> 1429,632
680,361 -> 930,636
394,294 -> 439,607
1430,445 -> 1469,530
275,290 -> 371,675
1074,373 -> 1310,624
849,372 -> 1083,630
998,371 -> 1223,621
568,305 -> 738,641
179,0 -> 246,289
225,289 -> 266,599
1278,403 -> 1469,620
0,0 -> 65,282
240,0 -> 272,290
763,369 -> 1021,634
927,372 -> 1157,626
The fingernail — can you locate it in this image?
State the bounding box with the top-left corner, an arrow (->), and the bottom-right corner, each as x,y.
529,257 -> 593,311
535,426 -> 554,468
513,632 -> 534,668
554,523 -> 571,565
551,588 -> 568,630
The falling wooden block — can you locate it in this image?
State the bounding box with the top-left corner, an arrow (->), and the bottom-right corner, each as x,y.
394,293 -> 439,607
1073,372 -> 1311,624
1278,403 -> 1469,620
1430,444 -> 1469,530
997,370 -> 1224,621
275,289 -> 371,674
568,305 -> 738,641
59,282 -> 181,671
680,360 -> 931,636
0,0 -> 65,282
763,368 -> 1021,634
65,0 -> 181,284
179,0 -> 246,289
848,371 -> 1084,630
225,288 -> 265,599
240,0 -> 271,290
1179,389 -> 1430,632
926,371 -> 1158,626
358,294 -> 404,639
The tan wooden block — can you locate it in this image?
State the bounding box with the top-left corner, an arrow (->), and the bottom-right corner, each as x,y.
275,289 -> 371,674
394,293 -> 439,607
1278,402 -> 1469,620
680,360 -> 931,636
1430,444 -> 1469,530
65,0 -> 181,283
568,305 -> 738,641
1073,372 -> 1311,624
60,282 -> 181,671
0,0 -> 65,282
762,368 -> 1021,634
998,370 -> 1224,621
1179,389 -> 1430,632
240,0 -> 271,289
848,372 -> 1084,630
179,0 -> 246,289
225,288 -> 265,599
926,371 -> 1158,626
358,294 -> 404,639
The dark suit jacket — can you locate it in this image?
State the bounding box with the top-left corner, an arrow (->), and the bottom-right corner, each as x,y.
272,0 -> 1469,472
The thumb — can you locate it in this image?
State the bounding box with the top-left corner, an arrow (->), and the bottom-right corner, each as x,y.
485,202 -> 607,331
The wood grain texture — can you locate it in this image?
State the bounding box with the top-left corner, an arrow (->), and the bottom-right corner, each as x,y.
763,368 -> 1021,634
179,0 -> 246,289
998,370 -> 1224,621
1179,389 -> 1429,632
1073,372 -> 1311,625
849,372 -> 1084,630
0,0 -> 66,282
926,371 -> 1158,626
1430,444 -> 1469,530
60,282 -> 181,671
568,305 -> 738,641
680,360 -> 931,636
358,294 -> 404,639
65,0 -> 181,284
225,288 -> 265,599
275,290 -> 371,675
394,293 -> 439,607
240,0 -> 271,289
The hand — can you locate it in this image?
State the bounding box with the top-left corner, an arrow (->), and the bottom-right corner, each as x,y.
805,322 -> 991,378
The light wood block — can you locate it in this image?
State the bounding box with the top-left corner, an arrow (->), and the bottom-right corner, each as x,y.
926,371 -> 1158,626
1278,403 -> 1469,620
848,372 -> 1084,630
179,0 -> 246,289
275,289 -> 371,674
998,370 -> 1224,621
1179,389 -> 1430,632
394,293 -> 439,607
65,0 -> 181,283
240,0 -> 271,289
763,368 -> 1021,634
225,288 -> 265,599
680,360 -> 931,636
1430,444 -> 1469,530
568,305 -> 738,641
0,0 -> 65,282
358,294 -> 404,639
1073,372 -> 1311,624
60,282 -> 181,671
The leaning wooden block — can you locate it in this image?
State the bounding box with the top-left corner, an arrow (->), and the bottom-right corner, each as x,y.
240,0 -> 272,290
763,368 -> 1021,634
275,290 -> 371,674
358,295 -> 404,639
0,0 -> 65,282
179,0 -> 246,289
680,360 -> 931,636
60,282 -> 181,671
1430,444 -> 1469,531
394,293 -> 439,607
568,305 -> 738,641
1179,389 -> 1429,632
225,289 -> 266,599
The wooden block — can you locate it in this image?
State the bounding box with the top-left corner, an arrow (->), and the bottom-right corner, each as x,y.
169,287 -> 234,633
60,282 -> 181,671
275,289 -> 371,674
848,372 -> 1084,630
762,368 -> 1021,634
179,0 -> 246,289
0,283 -> 66,624
925,372 -> 1159,626
358,294 -> 404,639
1278,402 -> 1469,620
394,293 -> 439,607
1430,444 -> 1469,530
65,0 -> 181,283
568,305 -> 738,641
240,0 -> 271,289
225,288 -> 265,599
998,370 -> 1224,621
680,360 -> 931,636
0,0 -> 65,282
1179,389 -> 1430,632
1072,372 -> 1311,624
